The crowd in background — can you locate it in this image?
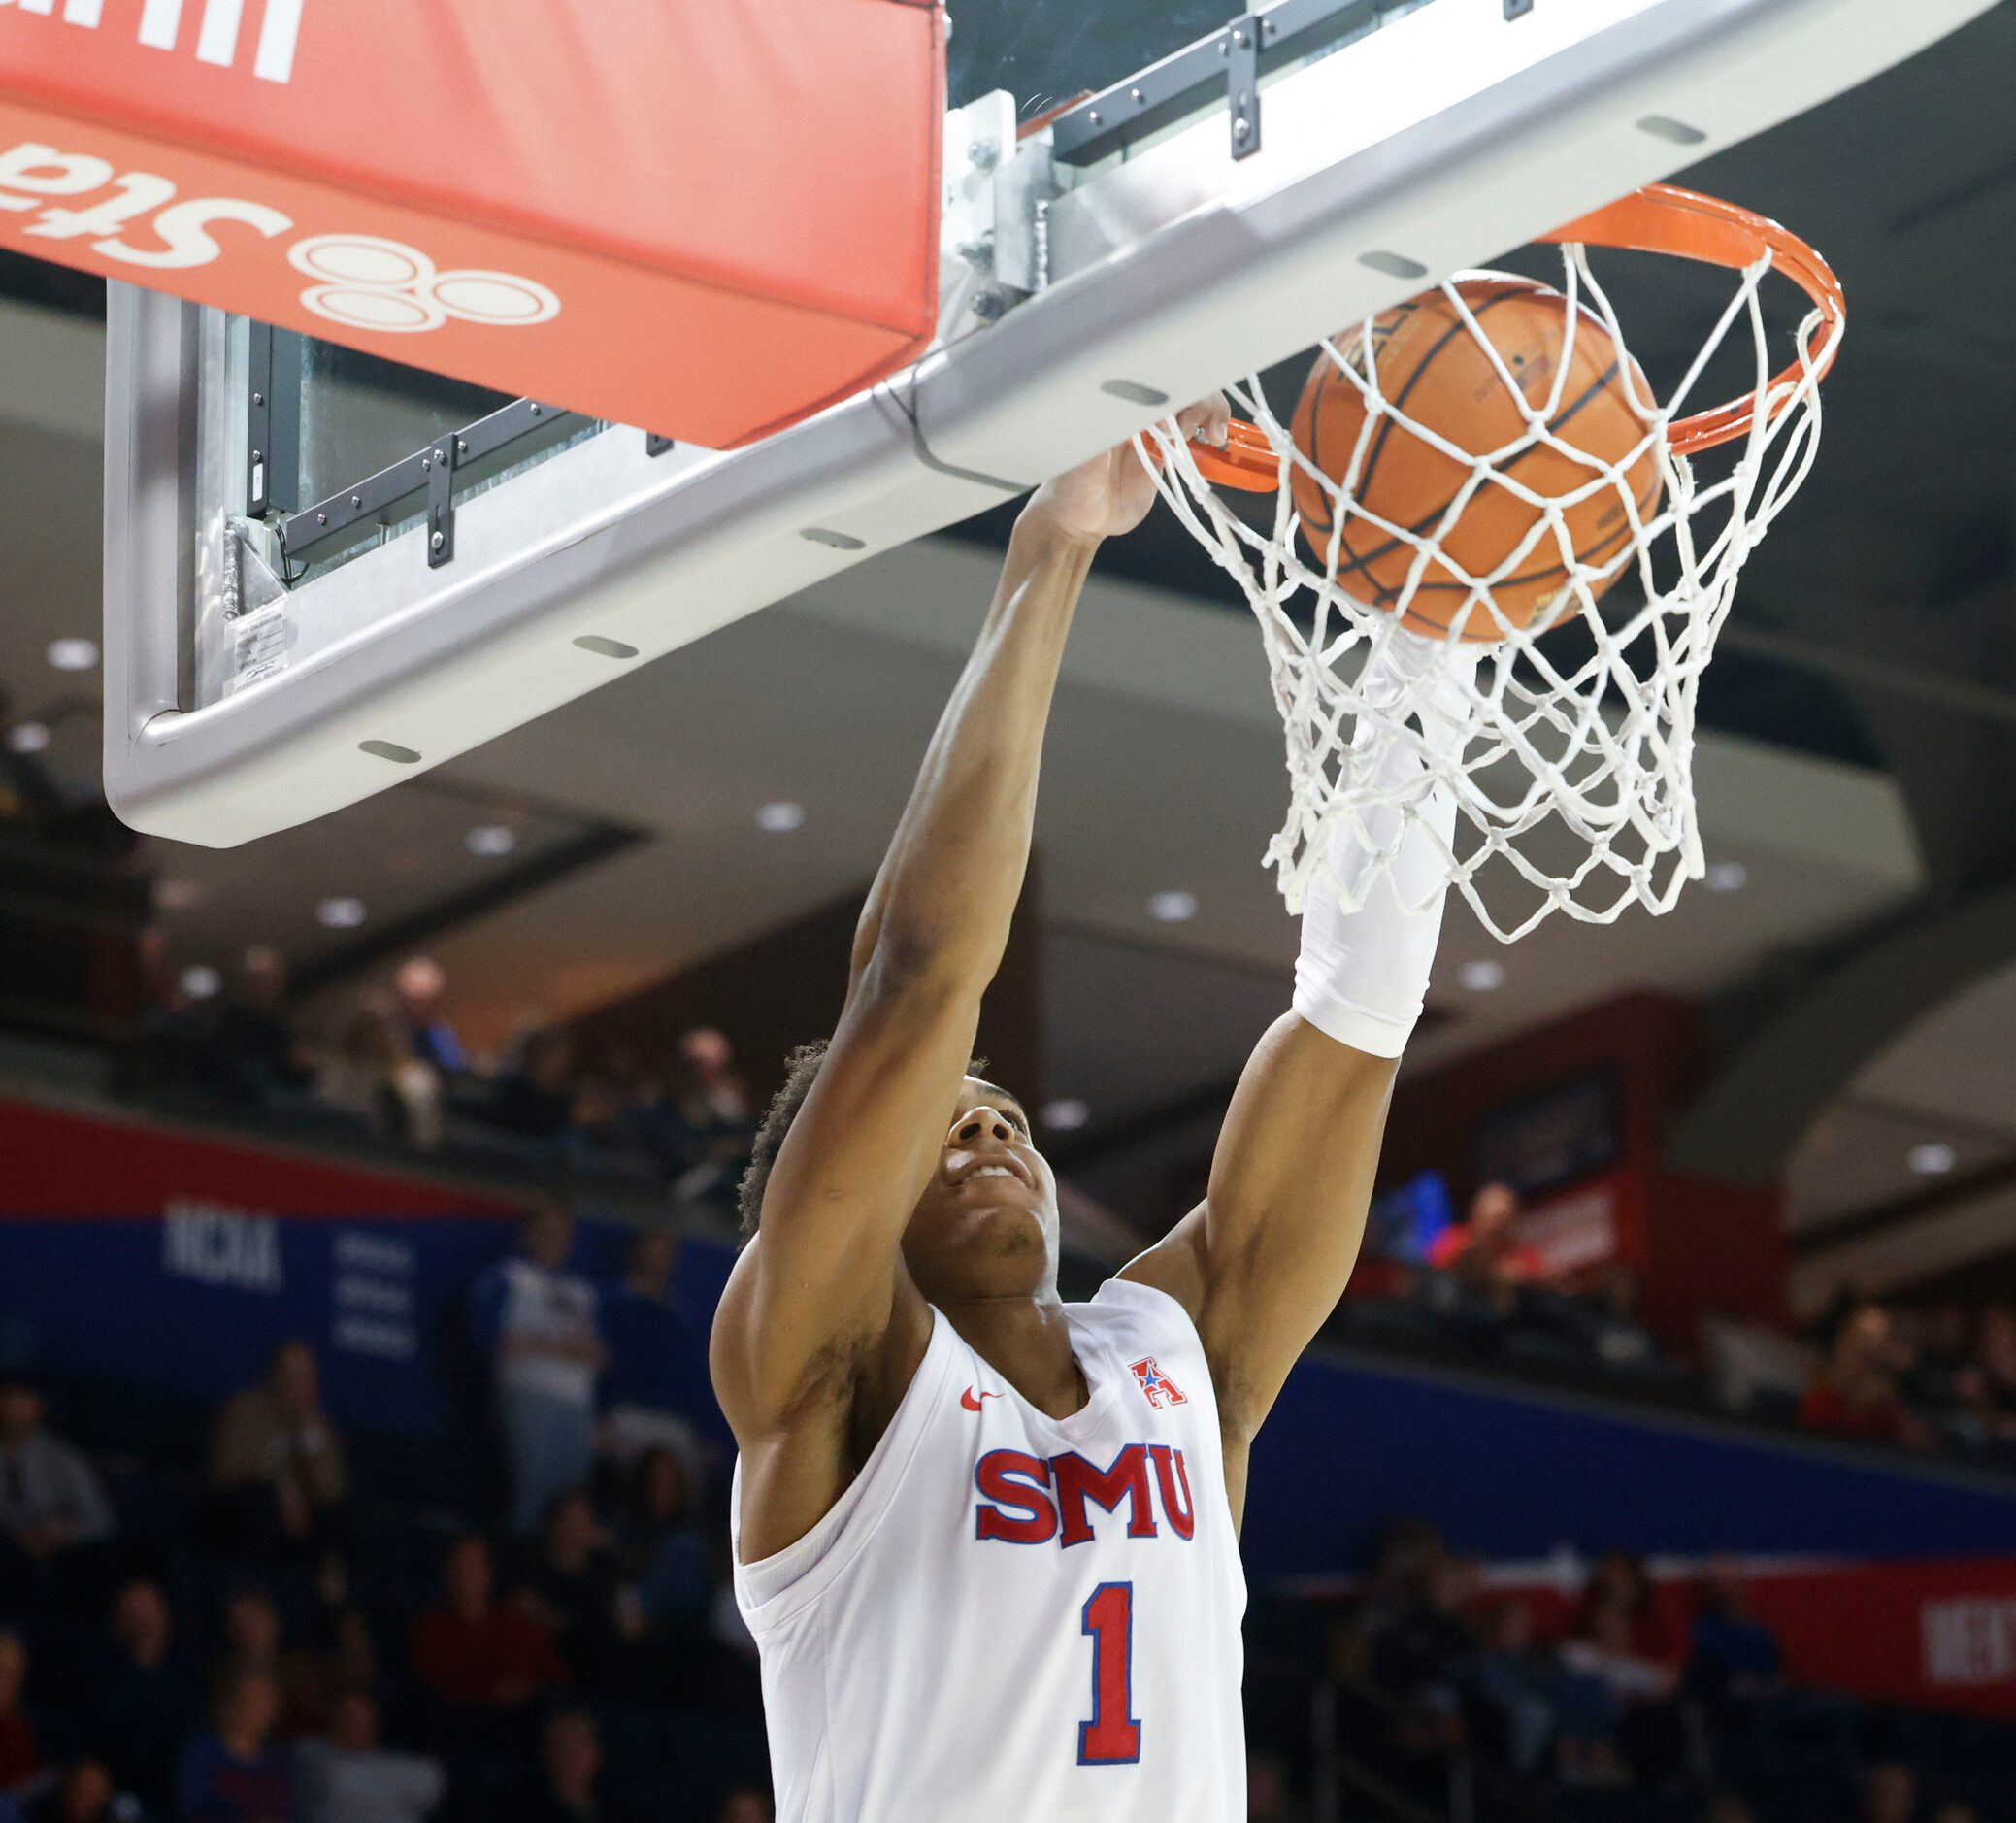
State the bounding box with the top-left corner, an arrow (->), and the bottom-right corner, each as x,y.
1343,1181 -> 2016,1475
0,1208 -> 766,1823
1318,1517 -> 2009,1823
141,945 -> 756,1211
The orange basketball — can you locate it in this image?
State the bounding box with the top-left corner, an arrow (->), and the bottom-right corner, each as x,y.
1289,277 -> 1664,640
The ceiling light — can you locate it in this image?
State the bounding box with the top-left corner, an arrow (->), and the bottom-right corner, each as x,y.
1457,959 -> 1504,992
466,824 -> 517,857
755,800 -> 806,833
316,896 -> 367,929
1705,860 -> 1748,892
1041,1098 -> 1090,1132
47,637 -> 99,673
179,965 -> 222,1001
1147,890 -> 1198,923
1908,1143 -> 1957,1177
5,722 -> 50,754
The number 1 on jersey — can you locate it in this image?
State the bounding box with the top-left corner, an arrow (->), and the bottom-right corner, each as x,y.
1078,1581 -> 1141,1764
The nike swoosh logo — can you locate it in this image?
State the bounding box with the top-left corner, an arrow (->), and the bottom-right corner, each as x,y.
960,1387 -> 1003,1412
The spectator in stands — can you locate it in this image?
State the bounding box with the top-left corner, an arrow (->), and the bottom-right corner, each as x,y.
205,947 -> 314,1110
1800,1305 -> 1933,1451
492,1028 -> 579,1143
619,1447 -> 711,1641
1903,1304 -> 1974,1409
1474,1600 -> 1556,1777
314,993 -> 443,1151
85,1576 -> 195,1812
210,1343 -> 349,1569
660,1028 -> 754,1205
597,1229 -> 703,1471
176,1666 -> 295,1823
1564,1554 -> 1686,1791
517,1707 -> 613,1823
393,958 -> 469,1077
1368,1551 -> 1481,1711
1965,1305 -> 2016,1438
1861,1762 -> 1918,1823
0,1631 -> 35,1796
0,1378 -> 116,1608
1245,1752 -> 1305,1823
0,1758 -> 126,1823
1686,1554 -> 1782,1718
1700,1795 -> 1755,1823
277,1607 -> 380,1742
409,1536 -> 566,1715
522,1491 -> 634,1691
471,1206 -> 605,1533
296,1691 -> 444,1823
1427,1181 -> 1547,1287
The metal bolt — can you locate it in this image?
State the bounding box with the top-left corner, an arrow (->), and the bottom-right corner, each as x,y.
530,405 -> 543,417
1234,116 -> 1252,142
972,290 -> 1007,323
252,392 -> 265,407
431,530 -> 445,551
956,235 -> 995,272
421,457 -> 431,472
1087,110 -> 1101,125
251,449 -> 262,463
1130,85 -> 1144,103
969,137 -> 999,171
457,440 -> 469,454
316,513 -> 327,526
1233,27 -> 1247,45
351,495 -> 362,509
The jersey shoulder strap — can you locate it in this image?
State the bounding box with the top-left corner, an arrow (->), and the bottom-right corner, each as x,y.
731,1305 -> 962,1632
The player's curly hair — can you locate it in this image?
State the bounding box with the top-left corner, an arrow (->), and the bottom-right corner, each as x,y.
737,1040 -> 992,1240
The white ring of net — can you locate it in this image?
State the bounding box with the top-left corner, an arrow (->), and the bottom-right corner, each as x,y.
1140,243 -> 1839,943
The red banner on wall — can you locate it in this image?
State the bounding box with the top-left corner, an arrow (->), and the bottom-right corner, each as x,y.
0,0 -> 943,447
0,1095 -> 508,1219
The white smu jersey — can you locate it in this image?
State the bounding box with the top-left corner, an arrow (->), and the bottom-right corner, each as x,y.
732,1278 -> 1248,1822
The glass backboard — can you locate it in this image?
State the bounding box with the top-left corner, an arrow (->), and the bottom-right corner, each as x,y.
100,0 -> 2000,848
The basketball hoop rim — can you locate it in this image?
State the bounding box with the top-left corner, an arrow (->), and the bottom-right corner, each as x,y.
1186,182 -> 1846,491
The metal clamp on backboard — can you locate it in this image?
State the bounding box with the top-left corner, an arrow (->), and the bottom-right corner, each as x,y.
1228,14 -> 1262,158
1047,0 -> 1409,168
275,395 -> 582,579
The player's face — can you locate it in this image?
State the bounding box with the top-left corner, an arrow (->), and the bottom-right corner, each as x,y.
902,1077 -> 1059,1301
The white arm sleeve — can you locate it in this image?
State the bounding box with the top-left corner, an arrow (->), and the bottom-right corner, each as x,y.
1293,630 -> 1481,1059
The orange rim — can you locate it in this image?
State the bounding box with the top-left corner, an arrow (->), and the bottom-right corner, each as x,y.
1185,182 -> 1845,492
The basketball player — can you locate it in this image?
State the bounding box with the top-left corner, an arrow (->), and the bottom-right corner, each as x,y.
711,397 -> 1479,1820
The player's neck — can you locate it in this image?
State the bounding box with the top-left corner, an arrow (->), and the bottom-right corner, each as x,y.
937,1292 -> 1089,1421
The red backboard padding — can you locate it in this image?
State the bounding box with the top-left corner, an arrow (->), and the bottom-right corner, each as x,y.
0,0 -> 943,448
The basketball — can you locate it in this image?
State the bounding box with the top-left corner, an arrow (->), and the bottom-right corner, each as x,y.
1289,277 -> 1665,640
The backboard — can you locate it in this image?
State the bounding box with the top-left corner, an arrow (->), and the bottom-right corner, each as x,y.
101,0 -> 2001,846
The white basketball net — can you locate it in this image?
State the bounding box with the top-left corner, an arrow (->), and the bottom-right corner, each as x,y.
1141,240 -> 1840,943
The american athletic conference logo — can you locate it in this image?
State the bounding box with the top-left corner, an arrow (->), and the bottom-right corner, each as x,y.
1,0 -> 308,85
1129,1357 -> 1186,1410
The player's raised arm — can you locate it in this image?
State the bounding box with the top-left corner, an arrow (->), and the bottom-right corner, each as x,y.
712,402 -> 1230,1519
1125,631 -> 1478,1494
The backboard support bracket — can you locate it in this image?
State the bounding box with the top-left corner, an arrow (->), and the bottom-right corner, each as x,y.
1229,14 -> 1263,158
275,396 -> 586,577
